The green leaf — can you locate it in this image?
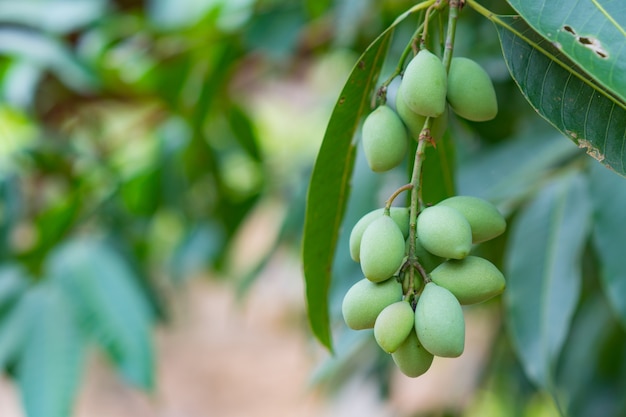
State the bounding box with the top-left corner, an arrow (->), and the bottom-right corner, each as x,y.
421,130 -> 456,205
506,0 -> 626,102
47,238 -> 155,389
494,15 -> 626,175
17,284 -> 86,417
588,161 -> 626,327
504,173 -> 592,390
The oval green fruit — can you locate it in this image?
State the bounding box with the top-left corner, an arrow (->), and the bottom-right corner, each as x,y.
360,215 -> 406,282
374,301 -> 415,353
437,195 -> 506,243
447,57 -> 498,121
349,207 -> 409,262
414,282 -> 465,357
417,205 -> 472,259
430,256 -> 505,305
395,92 -> 448,141
398,49 -> 447,117
391,329 -> 434,378
362,105 -> 408,172
342,277 -> 403,330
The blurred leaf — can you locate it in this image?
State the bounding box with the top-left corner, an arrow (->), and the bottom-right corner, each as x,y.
421,129 -> 456,205
589,161 -> 626,327
170,222 -> 225,281
504,173 -> 592,391
0,0 -> 108,34
507,0 -> 626,102
495,15 -> 626,176
17,284 -> 85,417
0,264 -> 29,315
47,238 -> 155,389
243,4 -> 305,60
228,105 -> 261,162
120,168 -> 161,216
302,21 -> 392,352
0,281 -> 36,369
0,28 -> 98,92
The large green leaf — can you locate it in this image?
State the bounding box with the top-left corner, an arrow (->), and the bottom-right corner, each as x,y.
588,161 -> 626,327
494,15 -> 626,175
504,173 -> 592,390
17,284 -> 86,417
506,0 -> 626,103
47,238 -> 155,389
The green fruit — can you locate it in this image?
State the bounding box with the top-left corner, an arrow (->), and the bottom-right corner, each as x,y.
430,256 -> 505,305
415,237 -> 445,272
342,278 -> 403,330
395,92 -> 448,141
414,282 -> 465,357
360,215 -> 406,282
447,57 -> 498,121
391,330 -> 434,378
417,205 -> 472,259
437,195 -> 506,243
362,105 -> 408,172
398,49 -> 447,117
349,207 -> 410,262
374,301 -> 415,353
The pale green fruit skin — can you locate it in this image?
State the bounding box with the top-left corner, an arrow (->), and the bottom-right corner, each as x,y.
417,205 -> 472,259
374,301 -> 415,353
349,207 -> 409,262
360,215 -> 406,282
398,50 -> 447,117
437,195 -> 506,243
415,237 -> 445,272
342,278 -> 403,330
362,105 -> 408,172
430,256 -> 505,305
391,330 -> 434,378
414,282 -> 465,357
447,57 -> 498,121
395,90 -> 448,141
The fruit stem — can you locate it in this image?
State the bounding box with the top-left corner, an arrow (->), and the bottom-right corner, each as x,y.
384,184 -> 413,213
442,0 -> 460,72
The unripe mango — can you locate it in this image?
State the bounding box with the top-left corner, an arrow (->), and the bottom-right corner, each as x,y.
395,92 -> 448,141
360,215 -> 406,282
391,330 -> 434,378
398,49 -> 447,118
349,207 -> 409,262
362,105 -> 408,172
417,205 -> 472,259
437,195 -> 506,243
415,237 -> 445,272
374,301 -> 414,353
447,57 -> 498,121
342,278 -> 402,330
414,282 -> 465,357
430,256 -> 505,305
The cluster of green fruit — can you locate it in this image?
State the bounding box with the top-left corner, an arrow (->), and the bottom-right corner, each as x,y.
362,49 -> 497,172
342,196 -> 506,377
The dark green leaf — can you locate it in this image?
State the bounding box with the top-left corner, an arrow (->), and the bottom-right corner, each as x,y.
228,105 -> 262,162
589,161 -> 626,327
421,130 -> 456,205
46,238 -> 155,389
504,173 -> 592,389
495,16 -> 626,175
506,0 -> 626,102
17,284 -> 85,417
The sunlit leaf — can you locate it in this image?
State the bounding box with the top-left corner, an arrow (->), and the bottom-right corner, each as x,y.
504,173 -> 592,389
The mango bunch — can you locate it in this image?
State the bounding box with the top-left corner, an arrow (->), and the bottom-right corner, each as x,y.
361,49 -> 497,173
342,196 -> 506,378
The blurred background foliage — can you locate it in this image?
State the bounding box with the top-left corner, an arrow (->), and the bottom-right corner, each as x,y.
0,0 -> 625,417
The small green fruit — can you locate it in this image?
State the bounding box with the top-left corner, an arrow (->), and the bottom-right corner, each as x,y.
362,105 -> 408,172
430,256 -> 505,305
374,301 -> 415,353
349,207 -> 409,262
437,195 -> 506,243
398,50 -> 447,117
414,282 -> 465,357
447,57 -> 498,121
360,215 -> 406,282
342,278 -> 403,330
415,237 -> 445,272
417,205 -> 472,259
395,91 -> 448,141
391,329 -> 434,378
